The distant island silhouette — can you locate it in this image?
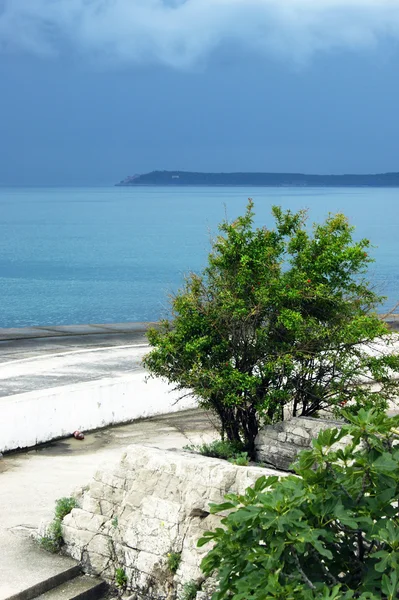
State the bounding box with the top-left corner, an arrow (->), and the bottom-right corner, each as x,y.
116,170 -> 399,187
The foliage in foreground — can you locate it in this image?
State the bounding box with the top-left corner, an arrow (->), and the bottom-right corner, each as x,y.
199,409 -> 399,599
39,496 -> 78,553
144,201 -> 399,455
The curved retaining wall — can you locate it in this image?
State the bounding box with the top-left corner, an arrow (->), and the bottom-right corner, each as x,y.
0,374 -> 195,453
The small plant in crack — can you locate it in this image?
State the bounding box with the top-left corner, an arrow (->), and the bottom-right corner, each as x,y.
39,519 -> 63,553
54,497 -> 78,520
179,580 -> 199,600
167,551 -> 181,574
184,440 -> 244,461
228,451 -> 249,466
39,497 -> 77,554
115,567 -> 128,589
111,516 -> 119,528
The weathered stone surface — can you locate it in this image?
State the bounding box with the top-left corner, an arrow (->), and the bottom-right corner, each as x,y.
62,445 -> 285,599
255,416 -> 343,471
195,576 -> 218,600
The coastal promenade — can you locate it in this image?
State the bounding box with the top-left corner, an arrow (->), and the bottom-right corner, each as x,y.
0,322 -> 215,599
0,322 -> 155,396
0,321 -> 154,361
0,322 -> 197,453
1,318 -> 398,453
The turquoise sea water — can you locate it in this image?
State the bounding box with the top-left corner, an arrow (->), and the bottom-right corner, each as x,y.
0,186 -> 398,328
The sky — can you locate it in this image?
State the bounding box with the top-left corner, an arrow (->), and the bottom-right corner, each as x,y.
1,0 -> 399,185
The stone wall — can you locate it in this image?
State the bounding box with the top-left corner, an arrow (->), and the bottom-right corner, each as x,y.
62,445 -> 286,599
255,416 -> 343,471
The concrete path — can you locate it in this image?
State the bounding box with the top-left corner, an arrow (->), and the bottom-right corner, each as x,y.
0,341 -> 148,398
0,323 -> 198,454
0,323 -> 157,343
0,409 -> 217,600
0,323 -> 152,363
0,323 -> 155,399
0,324 -> 216,598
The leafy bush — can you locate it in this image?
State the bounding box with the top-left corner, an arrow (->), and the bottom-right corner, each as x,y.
167,551 -> 181,574
199,409 -> 399,599
39,497 -> 77,554
144,201 -> 399,456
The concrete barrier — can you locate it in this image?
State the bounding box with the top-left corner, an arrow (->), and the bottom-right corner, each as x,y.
0,374 -> 196,453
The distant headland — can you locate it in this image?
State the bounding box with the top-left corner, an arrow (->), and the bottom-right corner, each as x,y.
115,170 -> 399,187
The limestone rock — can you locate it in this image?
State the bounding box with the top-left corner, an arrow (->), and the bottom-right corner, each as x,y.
61,445 -> 286,599
195,576 -> 218,600
255,416 -> 343,471
30,518 -> 53,542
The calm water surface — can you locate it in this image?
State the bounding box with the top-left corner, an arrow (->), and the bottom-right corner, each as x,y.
0,186 -> 398,328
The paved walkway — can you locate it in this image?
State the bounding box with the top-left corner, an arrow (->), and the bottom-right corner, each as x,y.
0,322 -> 157,343
0,409 -> 216,600
0,323 -> 216,598
0,323 -> 153,361
0,341 -> 148,398
0,323 -> 154,398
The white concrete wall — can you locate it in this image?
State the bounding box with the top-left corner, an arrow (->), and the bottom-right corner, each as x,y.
0,374 -> 196,453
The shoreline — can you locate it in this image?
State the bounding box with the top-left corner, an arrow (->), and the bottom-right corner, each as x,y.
115,169 -> 399,187
0,316 -> 398,342
0,322 -> 158,342
116,183 -> 399,188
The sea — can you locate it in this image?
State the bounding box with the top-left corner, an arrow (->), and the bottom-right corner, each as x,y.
0,185 -> 398,328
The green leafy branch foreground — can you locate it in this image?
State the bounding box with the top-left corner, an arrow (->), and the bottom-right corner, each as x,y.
144,201 -> 399,457
199,410 -> 399,600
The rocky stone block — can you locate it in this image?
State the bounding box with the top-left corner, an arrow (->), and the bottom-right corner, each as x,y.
61,445 -> 286,599
255,416 -> 344,470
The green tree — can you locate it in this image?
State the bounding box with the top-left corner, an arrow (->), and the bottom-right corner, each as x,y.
144,201 -> 399,455
199,409 -> 399,600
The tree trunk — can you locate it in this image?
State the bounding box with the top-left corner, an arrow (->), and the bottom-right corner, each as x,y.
209,396 -> 260,459
237,405 -> 259,459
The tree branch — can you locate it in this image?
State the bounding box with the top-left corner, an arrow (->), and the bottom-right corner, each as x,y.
292,548 -> 316,591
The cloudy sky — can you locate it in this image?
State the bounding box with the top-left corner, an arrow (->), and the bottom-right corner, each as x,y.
1,0 -> 399,185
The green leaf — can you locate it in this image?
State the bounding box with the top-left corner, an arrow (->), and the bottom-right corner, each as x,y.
209,502 -> 236,513
374,551 -> 391,573
372,453 -> 398,473
334,504 -> 359,529
254,475 -> 276,492
197,536 -> 214,548
381,571 -> 399,598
